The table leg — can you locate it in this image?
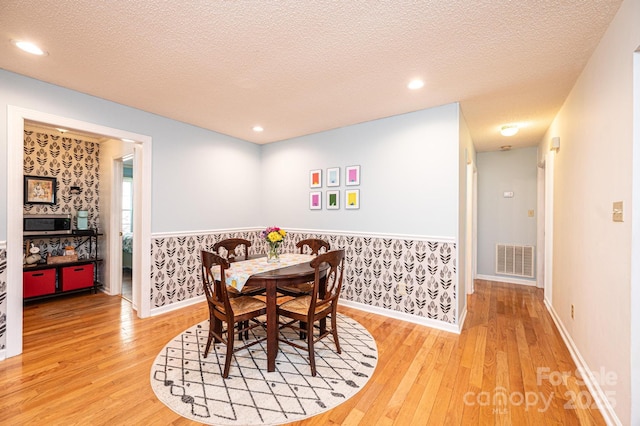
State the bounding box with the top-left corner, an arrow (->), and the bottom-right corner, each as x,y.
266,281 -> 278,372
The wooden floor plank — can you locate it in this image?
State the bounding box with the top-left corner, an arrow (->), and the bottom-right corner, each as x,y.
0,281 -> 607,425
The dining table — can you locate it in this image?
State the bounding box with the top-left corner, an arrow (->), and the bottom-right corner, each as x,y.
213,252 -> 329,372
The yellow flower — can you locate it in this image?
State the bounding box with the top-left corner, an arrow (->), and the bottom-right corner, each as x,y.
267,231 -> 283,243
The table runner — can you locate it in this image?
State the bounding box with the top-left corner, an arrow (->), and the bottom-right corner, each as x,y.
212,253 -> 314,291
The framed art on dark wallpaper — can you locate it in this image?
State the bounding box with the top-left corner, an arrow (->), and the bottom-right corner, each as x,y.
24,175 -> 57,204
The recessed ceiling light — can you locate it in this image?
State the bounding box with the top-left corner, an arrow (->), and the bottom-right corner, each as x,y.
13,40 -> 47,56
500,124 -> 519,137
407,79 -> 424,90
55,128 -> 68,133
121,138 -> 135,143
253,126 -> 264,132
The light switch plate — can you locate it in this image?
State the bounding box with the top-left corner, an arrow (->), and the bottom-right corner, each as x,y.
613,201 -> 623,222
503,191 -> 514,198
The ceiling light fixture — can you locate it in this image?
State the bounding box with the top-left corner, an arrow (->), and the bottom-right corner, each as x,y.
407,79 -> 424,90
55,128 -> 68,134
121,138 -> 135,143
253,126 -> 264,132
500,124 -> 519,137
13,40 -> 47,56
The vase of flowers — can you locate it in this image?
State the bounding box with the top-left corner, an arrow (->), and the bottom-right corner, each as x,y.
261,226 -> 286,263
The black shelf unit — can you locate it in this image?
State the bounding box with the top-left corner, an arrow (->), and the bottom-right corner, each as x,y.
23,230 -> 103,301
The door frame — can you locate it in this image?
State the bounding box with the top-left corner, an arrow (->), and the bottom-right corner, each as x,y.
543,150 -> 555,306
110,154 -> 135,303
6,106 -> 152,358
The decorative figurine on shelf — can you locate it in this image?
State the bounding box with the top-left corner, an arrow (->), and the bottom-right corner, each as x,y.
25,246 -> 42,265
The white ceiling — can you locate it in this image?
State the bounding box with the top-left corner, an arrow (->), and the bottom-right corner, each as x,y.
0,0 -> 623,151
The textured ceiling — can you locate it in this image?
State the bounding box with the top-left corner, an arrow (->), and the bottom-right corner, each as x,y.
0,0 -> 623,151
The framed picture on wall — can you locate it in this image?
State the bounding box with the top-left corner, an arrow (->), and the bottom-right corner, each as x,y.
326,190 -> 339,209
309,191 -> 322,209
326,167 -> 340,187
345,189 -> 360,209
310,169 -> 322,188
24,175 -> 57,204
345,165 -> 360,186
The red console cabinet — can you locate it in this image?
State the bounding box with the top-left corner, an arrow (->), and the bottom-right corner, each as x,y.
23,268 -> 56,298
60,264 -> 94,291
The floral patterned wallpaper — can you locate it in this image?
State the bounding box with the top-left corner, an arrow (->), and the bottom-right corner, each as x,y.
151,230 -> 457,325
23,128 -> 100,259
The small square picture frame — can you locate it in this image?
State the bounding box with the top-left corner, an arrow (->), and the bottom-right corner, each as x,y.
309,191 -> 322,209
326,167 -> 340,187
326,190 -> 340,209
345,165 -> 360,186
345,189 -> 360,209
310,169 -> 322,188
24,175 -> 57,205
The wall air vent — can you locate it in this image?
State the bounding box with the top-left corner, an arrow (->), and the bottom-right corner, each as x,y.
495,244 -> 535,278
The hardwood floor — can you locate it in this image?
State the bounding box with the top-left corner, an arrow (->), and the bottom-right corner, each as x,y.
0,280 -> 605,425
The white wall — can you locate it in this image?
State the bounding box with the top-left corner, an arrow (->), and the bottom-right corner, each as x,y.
476,147 -> 538,281
0,69 -> 263,239
540,0 -> 640,422
260,104 -> 460,237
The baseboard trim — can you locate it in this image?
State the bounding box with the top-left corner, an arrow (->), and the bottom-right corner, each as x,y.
544,300 -> 621,426
339,299 -> 461,334
458,305 -> 468,331
150,295 -> 205,316
0,349 -> 5,361
476,274 -> 537,286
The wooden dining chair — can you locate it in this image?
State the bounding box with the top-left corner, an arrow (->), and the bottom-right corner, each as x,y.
200,250 -> 267,378
277,238 -> 331,297
213,238 -> 265,297
277,249 -> 345,376
213,238 -> 252,262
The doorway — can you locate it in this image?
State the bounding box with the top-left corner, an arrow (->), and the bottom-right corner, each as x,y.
6,106 -> 152,358
121,156 -> 134,302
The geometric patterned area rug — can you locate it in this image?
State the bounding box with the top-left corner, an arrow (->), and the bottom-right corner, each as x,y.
150,313 -> 378,426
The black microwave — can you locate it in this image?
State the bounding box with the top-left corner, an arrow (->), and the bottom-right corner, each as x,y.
23,214 -> 72,235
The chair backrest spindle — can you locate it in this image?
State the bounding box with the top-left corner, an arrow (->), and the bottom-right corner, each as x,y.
296,238 -> 330,256
213,238 -> 252,262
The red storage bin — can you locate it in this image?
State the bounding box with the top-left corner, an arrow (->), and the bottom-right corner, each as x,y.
60,264 -> 94,291
23,268 -> 56,298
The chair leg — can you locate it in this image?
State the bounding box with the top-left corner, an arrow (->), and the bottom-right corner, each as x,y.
331,313 -> 341,354
307,322 -> 316,376
204,330 -> 213,358
299,321 -> 307,340
205,317 -> 219,357
223,325 -> 235,378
